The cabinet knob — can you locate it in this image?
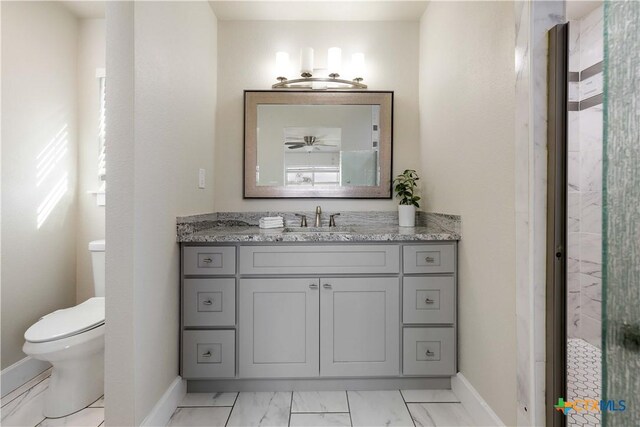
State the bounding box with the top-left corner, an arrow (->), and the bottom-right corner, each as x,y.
424,298 -> 435,304
202,351 -> 212,358
202,257 -> 213,263
425,256 -> 435,263
203,299 -> 214,306
323,283 -> 332,289
425,350 -> 435,357
309,283 -> 318,289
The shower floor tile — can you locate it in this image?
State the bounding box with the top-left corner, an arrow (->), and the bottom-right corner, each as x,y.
567,338 -> 602,426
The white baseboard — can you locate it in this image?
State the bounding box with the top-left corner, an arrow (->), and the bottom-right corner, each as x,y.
140,376 -> 186,427
452,373 -> 505,427
1,357 -> 51,397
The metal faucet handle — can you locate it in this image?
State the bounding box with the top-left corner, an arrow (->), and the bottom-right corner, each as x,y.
294,213 -> 307,227
329,213 -> 341,227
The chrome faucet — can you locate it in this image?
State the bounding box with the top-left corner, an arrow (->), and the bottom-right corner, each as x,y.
329,213 -> 341,227
295,213 -> 308,227
314,206 -> 322,227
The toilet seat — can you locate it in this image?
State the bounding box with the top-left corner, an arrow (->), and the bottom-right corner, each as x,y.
25,297 -> 105,343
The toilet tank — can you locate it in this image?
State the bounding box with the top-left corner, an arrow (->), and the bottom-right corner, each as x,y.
88,240 -> 105,297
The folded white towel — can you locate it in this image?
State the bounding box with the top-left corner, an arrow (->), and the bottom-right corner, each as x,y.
259,216 -> 284,229
259,222 -> 284,229
259,219 -> 283,224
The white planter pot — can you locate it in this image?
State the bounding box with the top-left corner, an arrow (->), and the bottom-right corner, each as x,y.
398,205 -> 416,227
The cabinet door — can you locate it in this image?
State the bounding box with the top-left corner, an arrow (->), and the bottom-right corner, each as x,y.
239,278 -> 320,378
320,277 -> 399,377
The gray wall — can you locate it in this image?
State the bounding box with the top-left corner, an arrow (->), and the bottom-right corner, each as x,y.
215,20 -> 420,211
419,2 -> 516,424
1,1 -> 78,369
76,18 -> 106,304
105,2 -> 218,424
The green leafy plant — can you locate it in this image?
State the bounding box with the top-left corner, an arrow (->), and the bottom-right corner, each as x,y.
393,169 -> 420,207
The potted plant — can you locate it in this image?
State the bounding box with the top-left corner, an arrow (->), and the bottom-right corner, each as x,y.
393,169 -> 421,227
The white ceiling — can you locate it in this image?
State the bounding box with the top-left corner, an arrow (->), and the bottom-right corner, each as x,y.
566,0 -> 602,20
60,1 -> 105,19
209,1 -> 429,21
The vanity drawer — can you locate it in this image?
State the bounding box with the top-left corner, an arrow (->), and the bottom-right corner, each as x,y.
403,244 -> 455,274
239,245 -> 399,275
183,278 -> 235,327
403,276 -> 455,324
183,246 -> 236,276
182,330 -> 235,379
403,327 -> 455,376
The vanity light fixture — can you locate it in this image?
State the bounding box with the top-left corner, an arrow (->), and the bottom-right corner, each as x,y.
300,47 -> 314,78
327,47 -> 342,78
275,51 -> 290,83
272,47 -> 367,90
352,53 -> 365,83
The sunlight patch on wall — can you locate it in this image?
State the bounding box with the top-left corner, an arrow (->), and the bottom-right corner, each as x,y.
37,124 -> 69,187
37,173 -> 69,229
36,124 -> 70,229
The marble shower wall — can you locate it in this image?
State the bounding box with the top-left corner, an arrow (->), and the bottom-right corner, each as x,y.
567,5 -> 603,348
515,1 -> 565,425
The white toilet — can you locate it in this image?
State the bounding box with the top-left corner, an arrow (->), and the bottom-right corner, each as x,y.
23,240 -> 105,418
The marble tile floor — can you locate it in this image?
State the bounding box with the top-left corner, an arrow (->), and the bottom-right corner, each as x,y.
167,389 -> 476,427
1,370 -> 478,427
0,368 -> 104,427
567,338 -> 602,426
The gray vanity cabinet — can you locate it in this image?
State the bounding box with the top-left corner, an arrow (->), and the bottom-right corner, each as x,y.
181,241 -> 458,385
320,277 -> 399,377
239,278 -> 320,378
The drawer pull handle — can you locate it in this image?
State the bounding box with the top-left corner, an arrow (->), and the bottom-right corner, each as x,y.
203,299 -> 213,306
425,256 -> 435,263
323,283 -> 332,289
202,257 -> 213,263
202,351 -> 212,358
309,284 -> 318,289
425,298 -> 435,304
425,350 -> 435,357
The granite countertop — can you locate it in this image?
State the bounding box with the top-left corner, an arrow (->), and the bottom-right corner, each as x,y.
177,211 -> 461,243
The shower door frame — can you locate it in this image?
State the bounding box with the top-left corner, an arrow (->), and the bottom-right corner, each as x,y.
546,22 -> 569,427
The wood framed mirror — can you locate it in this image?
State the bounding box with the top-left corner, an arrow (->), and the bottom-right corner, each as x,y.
244,90 -> 393,198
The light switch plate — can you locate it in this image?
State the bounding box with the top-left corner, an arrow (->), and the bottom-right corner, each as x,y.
198,168 -> 205,189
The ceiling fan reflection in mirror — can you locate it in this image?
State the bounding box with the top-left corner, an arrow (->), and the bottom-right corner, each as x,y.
283,127 -> 341,152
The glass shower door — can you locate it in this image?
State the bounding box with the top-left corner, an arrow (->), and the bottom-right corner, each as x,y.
602,1 -> 640,426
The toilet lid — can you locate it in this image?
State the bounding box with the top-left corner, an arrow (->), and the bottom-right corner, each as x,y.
25,297 -> 105,343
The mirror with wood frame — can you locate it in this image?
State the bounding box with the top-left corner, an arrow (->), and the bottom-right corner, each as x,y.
244,90 -> 393,198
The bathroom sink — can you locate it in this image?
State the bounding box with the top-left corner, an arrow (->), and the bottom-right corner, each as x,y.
283,226 -> 355,233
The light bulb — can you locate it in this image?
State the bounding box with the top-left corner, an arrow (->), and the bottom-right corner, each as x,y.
276,51 -> 289,80
328,47 -> 342,78
352,53 -> 365,81
300,47 -> 314,77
